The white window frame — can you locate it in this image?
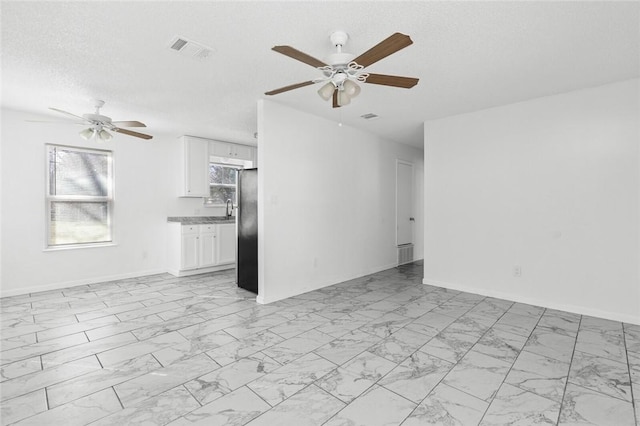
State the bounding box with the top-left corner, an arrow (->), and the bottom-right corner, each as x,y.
45,144 -> 115,250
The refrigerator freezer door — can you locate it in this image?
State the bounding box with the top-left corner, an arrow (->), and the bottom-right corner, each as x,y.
236,169 -> 258,294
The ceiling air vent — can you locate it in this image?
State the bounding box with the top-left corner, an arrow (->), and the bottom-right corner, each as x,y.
360,113 -> 379,120
168,36 -> 213,60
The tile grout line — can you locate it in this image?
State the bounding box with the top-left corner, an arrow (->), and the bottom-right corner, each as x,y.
566,380 -> 634,404
180,383 -> 204,408
44,385 -> 51,410
94,351 -> 105,370
555,314 -> 583,425
111,385 -> 126,410
375,382 -> 424,424
622,323 -> 638,425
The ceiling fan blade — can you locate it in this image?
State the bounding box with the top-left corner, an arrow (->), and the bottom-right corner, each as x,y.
49,107 -> 86,121
111,120 -> 146,128
353,33 -> 413,68
364,73 -> 419,89
112,127 -> 153,140
272,46 -> 327,68
332,89 -> 340,108
265,80 -> 315,96
26,119 -> 86,124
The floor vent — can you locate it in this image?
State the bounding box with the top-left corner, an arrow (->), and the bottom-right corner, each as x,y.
397,244 -> 414,265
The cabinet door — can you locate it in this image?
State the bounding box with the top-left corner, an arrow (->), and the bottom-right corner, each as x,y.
198,224 -> 217,267
181,233 -> 200,270
210,141 -> 232,158
184,137 -> 209,197
232,144 -> 253,160
199,231 -> 217,267
216,223 -> 236,265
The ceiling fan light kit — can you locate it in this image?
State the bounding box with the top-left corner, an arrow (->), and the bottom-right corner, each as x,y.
265,30 -> 419,108
317,82 -> 335,101
79,127 -> 96,140
79,127 -> 113,142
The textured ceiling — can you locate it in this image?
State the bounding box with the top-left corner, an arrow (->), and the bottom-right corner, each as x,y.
1,1 -> 638,147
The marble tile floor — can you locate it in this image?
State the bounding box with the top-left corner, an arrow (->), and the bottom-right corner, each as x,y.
1,262 -> 638,425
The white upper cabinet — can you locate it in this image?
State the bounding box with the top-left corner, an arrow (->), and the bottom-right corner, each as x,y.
232,144 -> 254,161
209,140 -> 255,162
180,136 -> 209,197
210,141 -> 233,158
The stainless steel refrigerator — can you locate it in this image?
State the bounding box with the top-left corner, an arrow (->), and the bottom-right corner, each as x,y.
236,168 -> 258,294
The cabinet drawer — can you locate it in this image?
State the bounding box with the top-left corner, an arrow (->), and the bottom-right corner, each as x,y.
182,225 -> 199,234
200,224 -> 216,233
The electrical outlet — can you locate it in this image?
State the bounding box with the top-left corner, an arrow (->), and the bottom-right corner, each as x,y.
513,265 -> 522,277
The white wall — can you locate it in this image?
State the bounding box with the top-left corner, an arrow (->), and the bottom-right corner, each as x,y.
0,108 -> 175,296
257,100 -> 424,304
423,79 -> 640,324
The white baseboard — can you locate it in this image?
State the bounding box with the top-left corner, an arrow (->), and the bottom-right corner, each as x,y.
166,264 -> 234,278
423,277 -> 640,326
0,268 -> 167,298
257,261 -> 400,305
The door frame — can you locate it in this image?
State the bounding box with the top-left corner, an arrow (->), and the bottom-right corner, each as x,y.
396,159 -> 414,246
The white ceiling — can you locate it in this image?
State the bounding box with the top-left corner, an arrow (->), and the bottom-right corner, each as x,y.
2,1 -> 638,148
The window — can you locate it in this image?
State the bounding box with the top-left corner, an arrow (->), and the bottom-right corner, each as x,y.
205,157 -> 253,206
208,163 -> 238,204
46,144 -> 113,248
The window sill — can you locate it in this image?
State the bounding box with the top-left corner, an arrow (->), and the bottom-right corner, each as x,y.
44,242 -> 118,252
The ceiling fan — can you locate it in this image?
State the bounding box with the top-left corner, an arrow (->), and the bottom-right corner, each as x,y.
35,100 -> 153,141
265,31 -> 419,107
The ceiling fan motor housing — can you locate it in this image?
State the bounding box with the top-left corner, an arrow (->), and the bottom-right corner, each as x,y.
327,53 -> 355,67
83,113 -> 112,124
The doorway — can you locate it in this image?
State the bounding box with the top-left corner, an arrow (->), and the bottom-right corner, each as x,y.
396,160 -> 414,246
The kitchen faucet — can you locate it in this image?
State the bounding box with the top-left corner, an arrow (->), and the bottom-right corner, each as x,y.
225,199 -> 233,219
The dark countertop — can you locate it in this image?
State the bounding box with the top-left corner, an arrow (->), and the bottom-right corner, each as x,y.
167,216 -> 236,225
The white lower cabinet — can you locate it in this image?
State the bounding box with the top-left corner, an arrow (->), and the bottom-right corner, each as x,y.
216,223 -> 236,265
167,222 -> 236,276
198,224 -> 217,268
181,227 -> 200,270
